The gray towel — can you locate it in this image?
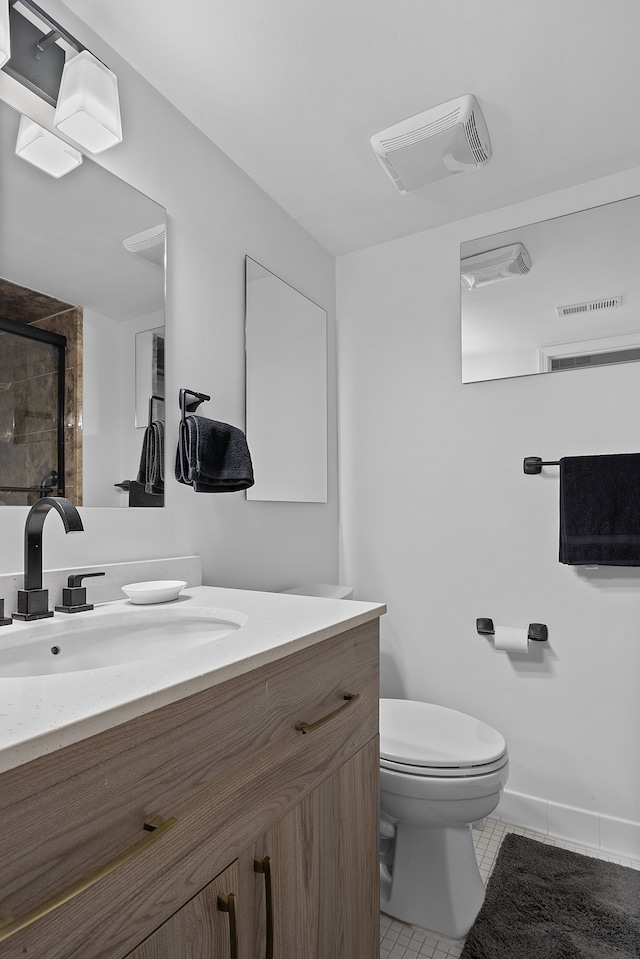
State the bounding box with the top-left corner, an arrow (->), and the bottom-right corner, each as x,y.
137,420 -> 165,495
175,415 -> 254,492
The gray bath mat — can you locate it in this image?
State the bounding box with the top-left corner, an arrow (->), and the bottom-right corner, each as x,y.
460,833 -> 640,958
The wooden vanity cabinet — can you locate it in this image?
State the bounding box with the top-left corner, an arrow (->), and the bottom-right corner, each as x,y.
254,738 -> 378,959
0,618 -> 380,959
128,740 -> 378,959
127,858 -> 247,959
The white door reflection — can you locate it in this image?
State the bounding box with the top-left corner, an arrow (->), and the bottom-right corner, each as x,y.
245,257 -> 327,503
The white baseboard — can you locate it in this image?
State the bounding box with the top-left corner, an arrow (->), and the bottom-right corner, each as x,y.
497,789 -> 640,861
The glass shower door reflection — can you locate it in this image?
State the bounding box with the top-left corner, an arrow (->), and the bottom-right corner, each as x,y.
0,318 -> 66,506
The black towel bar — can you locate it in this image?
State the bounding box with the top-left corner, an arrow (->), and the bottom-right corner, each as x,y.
523,456 -> 560,474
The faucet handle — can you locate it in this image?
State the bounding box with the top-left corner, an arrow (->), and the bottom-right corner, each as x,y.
67,572 -> 106,589
56,572 -> 106,614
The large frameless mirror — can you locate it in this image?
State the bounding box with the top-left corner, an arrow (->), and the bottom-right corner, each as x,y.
461,194 -> 640,383
245,256 -> 327,503
0,97 -> 166,507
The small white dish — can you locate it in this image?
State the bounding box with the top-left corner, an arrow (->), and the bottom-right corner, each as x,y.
121,580 -> 187,605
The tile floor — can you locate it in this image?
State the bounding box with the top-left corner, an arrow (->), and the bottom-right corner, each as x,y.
379,817 -> 640,959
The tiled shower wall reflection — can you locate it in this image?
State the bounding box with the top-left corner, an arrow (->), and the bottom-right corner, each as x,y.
0,305 -> 82,506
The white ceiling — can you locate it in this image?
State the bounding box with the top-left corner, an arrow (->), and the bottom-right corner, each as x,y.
58,0 -> 640,255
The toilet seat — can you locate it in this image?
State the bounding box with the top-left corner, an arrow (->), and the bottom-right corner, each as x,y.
380,699 -> 508,779
380,754 -> 508,777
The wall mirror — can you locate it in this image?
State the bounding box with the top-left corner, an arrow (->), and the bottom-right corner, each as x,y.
245,256 -> 327,502
0,97 -> 166,507
461,194 -> 640,383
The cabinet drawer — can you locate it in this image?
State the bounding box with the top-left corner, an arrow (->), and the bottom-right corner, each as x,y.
0,619 -> 379,959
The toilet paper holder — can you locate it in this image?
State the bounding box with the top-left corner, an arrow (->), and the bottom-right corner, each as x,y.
476,618 -> 548,642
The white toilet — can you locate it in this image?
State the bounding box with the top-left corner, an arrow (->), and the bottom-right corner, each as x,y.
379,698 -> 509,939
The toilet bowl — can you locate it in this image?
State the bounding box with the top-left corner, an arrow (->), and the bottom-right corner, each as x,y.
379,698 -> 509,939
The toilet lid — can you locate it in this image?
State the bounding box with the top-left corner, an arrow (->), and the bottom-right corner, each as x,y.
380,699 -> 507,771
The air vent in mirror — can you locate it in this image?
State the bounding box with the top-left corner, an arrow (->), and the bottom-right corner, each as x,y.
550,345 -> 640,371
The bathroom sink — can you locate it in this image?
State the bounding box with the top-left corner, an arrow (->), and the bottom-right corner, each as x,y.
0,605 -> 248,677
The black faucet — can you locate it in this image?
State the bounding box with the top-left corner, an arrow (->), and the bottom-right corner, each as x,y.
13,497 -> 84,622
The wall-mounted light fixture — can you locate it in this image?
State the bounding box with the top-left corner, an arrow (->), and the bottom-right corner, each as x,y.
2,0 -> 122,175
54,49 -> 121,153
16,113 -> 82,176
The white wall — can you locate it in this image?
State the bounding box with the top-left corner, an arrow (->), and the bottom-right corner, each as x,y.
82,308 -> 124,508
337,168 -> 640,837
0,2 -> 338,591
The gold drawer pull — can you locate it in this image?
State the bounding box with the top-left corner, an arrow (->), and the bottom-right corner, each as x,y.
0,815 -> 178,944
217,892 -> 239,959
254,856 -> 274,959
294,692 -> 360,734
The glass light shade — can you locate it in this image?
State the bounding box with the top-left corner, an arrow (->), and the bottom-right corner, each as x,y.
0,0 -> 10,68
54,50 -> 122,154
16,116 -> 83,178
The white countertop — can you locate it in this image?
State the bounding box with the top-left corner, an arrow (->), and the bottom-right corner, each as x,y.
0,586 -> 385,774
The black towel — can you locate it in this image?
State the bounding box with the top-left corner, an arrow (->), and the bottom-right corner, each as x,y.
559,453 -> 640,565
175,415 -> 254,493
137,420 -> 165,495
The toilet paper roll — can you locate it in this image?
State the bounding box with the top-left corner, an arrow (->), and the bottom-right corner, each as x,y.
493,625 -> 529,652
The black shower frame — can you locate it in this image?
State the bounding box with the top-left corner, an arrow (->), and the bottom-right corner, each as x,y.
0,314 -> 67,497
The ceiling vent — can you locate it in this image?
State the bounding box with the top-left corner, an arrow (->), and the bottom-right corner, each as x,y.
460,243 -> 531,290
556,295 -> 623,317
122,224 -> 165,268
370,94 -> 491,194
